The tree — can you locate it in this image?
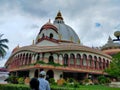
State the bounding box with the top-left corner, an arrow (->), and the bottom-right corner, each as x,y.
105,52 -> 120,80
0,34 -> 9,58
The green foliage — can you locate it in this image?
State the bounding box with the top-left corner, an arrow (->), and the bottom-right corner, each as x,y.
1,84 -> 120,90
98,76 -> 111,84
7,76 -> 18,84
35,60 -> 63,67
18,77 -> 24,84
73,81 -> 80,88
67,78 -> 74,83
49,78 -> 56,85
51,84 -> 120,90
0,84 -> 30,90
83,78 -> 89,83
36,60 -> 46,64
105,52 -> 120,79
47,62 -> 63,66
0,34 -> 9,58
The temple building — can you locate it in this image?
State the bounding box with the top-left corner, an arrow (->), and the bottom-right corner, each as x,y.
101,31 -> 120,56
5,12 -> 112,82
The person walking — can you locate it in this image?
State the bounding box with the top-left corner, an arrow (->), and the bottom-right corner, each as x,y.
30,77 -> 39,90
38,71 -> 50,90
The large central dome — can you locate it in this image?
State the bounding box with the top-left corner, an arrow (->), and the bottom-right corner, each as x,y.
53,11 -> 80,43
36,11 -> 80,44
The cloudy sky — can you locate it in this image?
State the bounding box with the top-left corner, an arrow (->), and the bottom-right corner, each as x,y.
0,0 -> 120,67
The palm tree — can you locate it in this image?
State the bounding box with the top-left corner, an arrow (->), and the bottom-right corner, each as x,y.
0,34 -> 9,58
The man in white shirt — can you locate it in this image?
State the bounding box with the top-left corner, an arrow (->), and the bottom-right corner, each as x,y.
38,71 -> 50,90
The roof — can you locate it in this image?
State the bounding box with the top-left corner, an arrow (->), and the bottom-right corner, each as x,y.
5,43 -> 111,65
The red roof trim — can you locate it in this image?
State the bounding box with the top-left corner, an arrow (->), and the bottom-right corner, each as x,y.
40,24 -> 58,34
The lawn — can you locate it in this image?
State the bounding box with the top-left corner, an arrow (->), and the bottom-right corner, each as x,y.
51,85 -> 120,90
78,85 -> 120,90
0,84 -> 120,90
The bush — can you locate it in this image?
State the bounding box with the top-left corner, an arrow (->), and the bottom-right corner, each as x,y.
98,76 -> 111,84
74,81 -> 79,88
67,78 -> 74,83
0,84 -> 30,90
18,77 -> 24,84
49,78 -> 56,85
7,76 -> 18,84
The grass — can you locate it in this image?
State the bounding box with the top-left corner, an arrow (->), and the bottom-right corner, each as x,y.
51,85 -> 120,90
0,84 -> 119,90
77,85 -> 120,90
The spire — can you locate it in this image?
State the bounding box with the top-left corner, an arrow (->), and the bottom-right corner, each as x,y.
32,40 -> 34,45
107,36 -> 113,43
108,36 -> 112,41
49,19 -> 51,23
55,11 -> 63,20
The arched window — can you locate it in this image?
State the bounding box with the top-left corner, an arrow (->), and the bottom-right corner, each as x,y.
99,57 -> 102,69
106,60 -> 109,68
76,54 -> 81,65
28,54 -> 32,64
49,55 -> 54,63
103,58 -> 105,69
83,54 -> 87,66
22,53 -> 25,65
42,34 -> 45,38
25,53 -> 28,65
70,54 -> 75,65
94,56 -> 97,69
63,54 -> 68,66
88,55 -> 92,67
37,53 -> 40,61
49,33 -> 53,39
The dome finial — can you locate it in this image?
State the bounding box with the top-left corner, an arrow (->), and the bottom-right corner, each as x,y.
55,11 -> 63,20
32,40 -> 34,45
49,19 -> 51,23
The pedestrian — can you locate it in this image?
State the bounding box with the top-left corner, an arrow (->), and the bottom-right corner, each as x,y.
30,77 -> 39,90
38,71 -> 50,90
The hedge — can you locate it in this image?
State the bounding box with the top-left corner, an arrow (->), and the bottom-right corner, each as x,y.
0,84 -> 74,90
0,84 -> 30,90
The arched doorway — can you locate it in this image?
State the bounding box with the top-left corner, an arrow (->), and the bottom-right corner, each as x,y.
46,70 -> 54,81
34,69 -> 39,78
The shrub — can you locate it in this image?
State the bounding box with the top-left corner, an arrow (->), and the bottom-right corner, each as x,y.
7,75 -> 18,84
67,78 -> 74,83
49,78 -> 56,85
18,77 -> 24,84
98,75 -> 111,84
0,84 -> 30,90
74,81 -> 79,88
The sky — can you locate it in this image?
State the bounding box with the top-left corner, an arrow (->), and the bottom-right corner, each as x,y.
0,0 -> 120,67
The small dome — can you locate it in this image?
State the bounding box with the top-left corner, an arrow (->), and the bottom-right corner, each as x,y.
36,11 -> 80,44
114,31 -> 120,37
40,21 -> 58,34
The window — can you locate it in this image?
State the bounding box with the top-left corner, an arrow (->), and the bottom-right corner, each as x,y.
94,56 -> 97,69
70,54 -> 75,64
64,54 -> 68,66
49,33 -> 53,39
42,34 -> 45,38
83,54 -> 87,66
88,55 -> 92,66
76,54 -> 81,65
49,55 -> 54,63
